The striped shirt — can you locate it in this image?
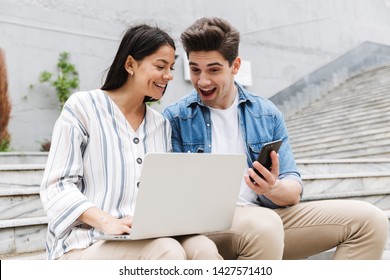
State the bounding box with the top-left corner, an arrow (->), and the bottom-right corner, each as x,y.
40,89 -> 171,260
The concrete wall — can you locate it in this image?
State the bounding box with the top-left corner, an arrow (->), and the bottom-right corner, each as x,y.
1,0 -> 390,151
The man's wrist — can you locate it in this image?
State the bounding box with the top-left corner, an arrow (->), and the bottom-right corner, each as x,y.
265,179 -> 281,196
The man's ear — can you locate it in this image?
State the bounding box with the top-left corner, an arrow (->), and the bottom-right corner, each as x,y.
232,57 -> 241,74
125,55 -> 136,75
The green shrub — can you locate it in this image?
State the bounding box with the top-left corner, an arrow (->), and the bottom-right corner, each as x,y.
39,52 -> 79,107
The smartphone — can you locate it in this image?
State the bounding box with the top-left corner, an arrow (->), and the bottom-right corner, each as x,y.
250,139 -> 282,182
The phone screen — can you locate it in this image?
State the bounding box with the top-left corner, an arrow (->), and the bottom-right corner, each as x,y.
250,139 -> 282,181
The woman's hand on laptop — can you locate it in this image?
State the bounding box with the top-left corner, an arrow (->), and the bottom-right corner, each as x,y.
99,215 -> 133,235
79,207 -> 132,235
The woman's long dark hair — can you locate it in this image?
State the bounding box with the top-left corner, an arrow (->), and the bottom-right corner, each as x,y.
101,24 -> 175,102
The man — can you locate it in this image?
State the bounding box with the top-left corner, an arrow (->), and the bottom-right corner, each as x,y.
163,17 -> 388,259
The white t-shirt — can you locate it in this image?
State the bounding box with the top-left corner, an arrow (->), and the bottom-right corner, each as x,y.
209,94 -> 258,205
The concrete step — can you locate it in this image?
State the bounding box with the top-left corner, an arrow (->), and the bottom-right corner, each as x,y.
0,186 -> 45,220
0,250 -> 46,260
283,64 -> 390,160
302,189 -> 390,211
295,147 -> 390,160
0,216 -> 48,256
0,152 -> 48,165
296,158 -> 390,175
289,113 -> 390,143
301,172 -> 390,195
288,108 -> 390,140
290,123 -> 390,150
291,132 -> 390,158
0,162 -> 48,258
287,91 -> 390,128
288,114 -> 390,144
0,162 -> 45,220
0,164 -> 45,186
287,77 -> 390,112
307,249 -> 390,260
297,159 -> 390,210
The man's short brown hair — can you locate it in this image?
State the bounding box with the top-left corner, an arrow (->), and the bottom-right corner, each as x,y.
180,17 -> 240,66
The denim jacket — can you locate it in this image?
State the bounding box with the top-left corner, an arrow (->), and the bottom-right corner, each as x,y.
163,83 -> 302,208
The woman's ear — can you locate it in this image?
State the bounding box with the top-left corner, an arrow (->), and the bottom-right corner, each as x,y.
125,55 -> 135,75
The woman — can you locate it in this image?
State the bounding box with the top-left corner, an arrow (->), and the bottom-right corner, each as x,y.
40,24 -> 221,260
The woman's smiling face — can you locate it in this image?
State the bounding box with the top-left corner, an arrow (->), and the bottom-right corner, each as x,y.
132,44 -> 176,100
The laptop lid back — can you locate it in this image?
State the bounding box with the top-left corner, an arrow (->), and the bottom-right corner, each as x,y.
129,153 -> 246,240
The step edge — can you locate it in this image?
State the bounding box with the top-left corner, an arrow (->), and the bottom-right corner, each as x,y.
0,186 -> 40,196
0,164 -> 46,171
0,250 -> 47,260
0,216 -> 49,228
302,172 -> 390,180
296,158 -> 390,164
302,189 -> 390,201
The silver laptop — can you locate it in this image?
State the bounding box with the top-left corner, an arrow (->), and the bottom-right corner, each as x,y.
94,152 -> 246,241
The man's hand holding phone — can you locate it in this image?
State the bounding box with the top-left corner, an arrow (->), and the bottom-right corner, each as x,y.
244,140 -> 282,195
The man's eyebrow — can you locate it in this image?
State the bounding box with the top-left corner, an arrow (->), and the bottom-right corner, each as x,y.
207,62 -> 224,67
188,62 -> 224,67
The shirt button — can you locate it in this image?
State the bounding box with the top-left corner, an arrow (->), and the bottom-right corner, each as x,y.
137,182 -> 140,188
133,137 -> 139,144
136,158 -> 143,164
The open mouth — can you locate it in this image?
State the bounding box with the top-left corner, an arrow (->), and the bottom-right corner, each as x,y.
199,87 -> 216,97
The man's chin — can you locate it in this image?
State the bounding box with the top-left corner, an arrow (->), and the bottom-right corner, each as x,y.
200,97 -> 215,107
